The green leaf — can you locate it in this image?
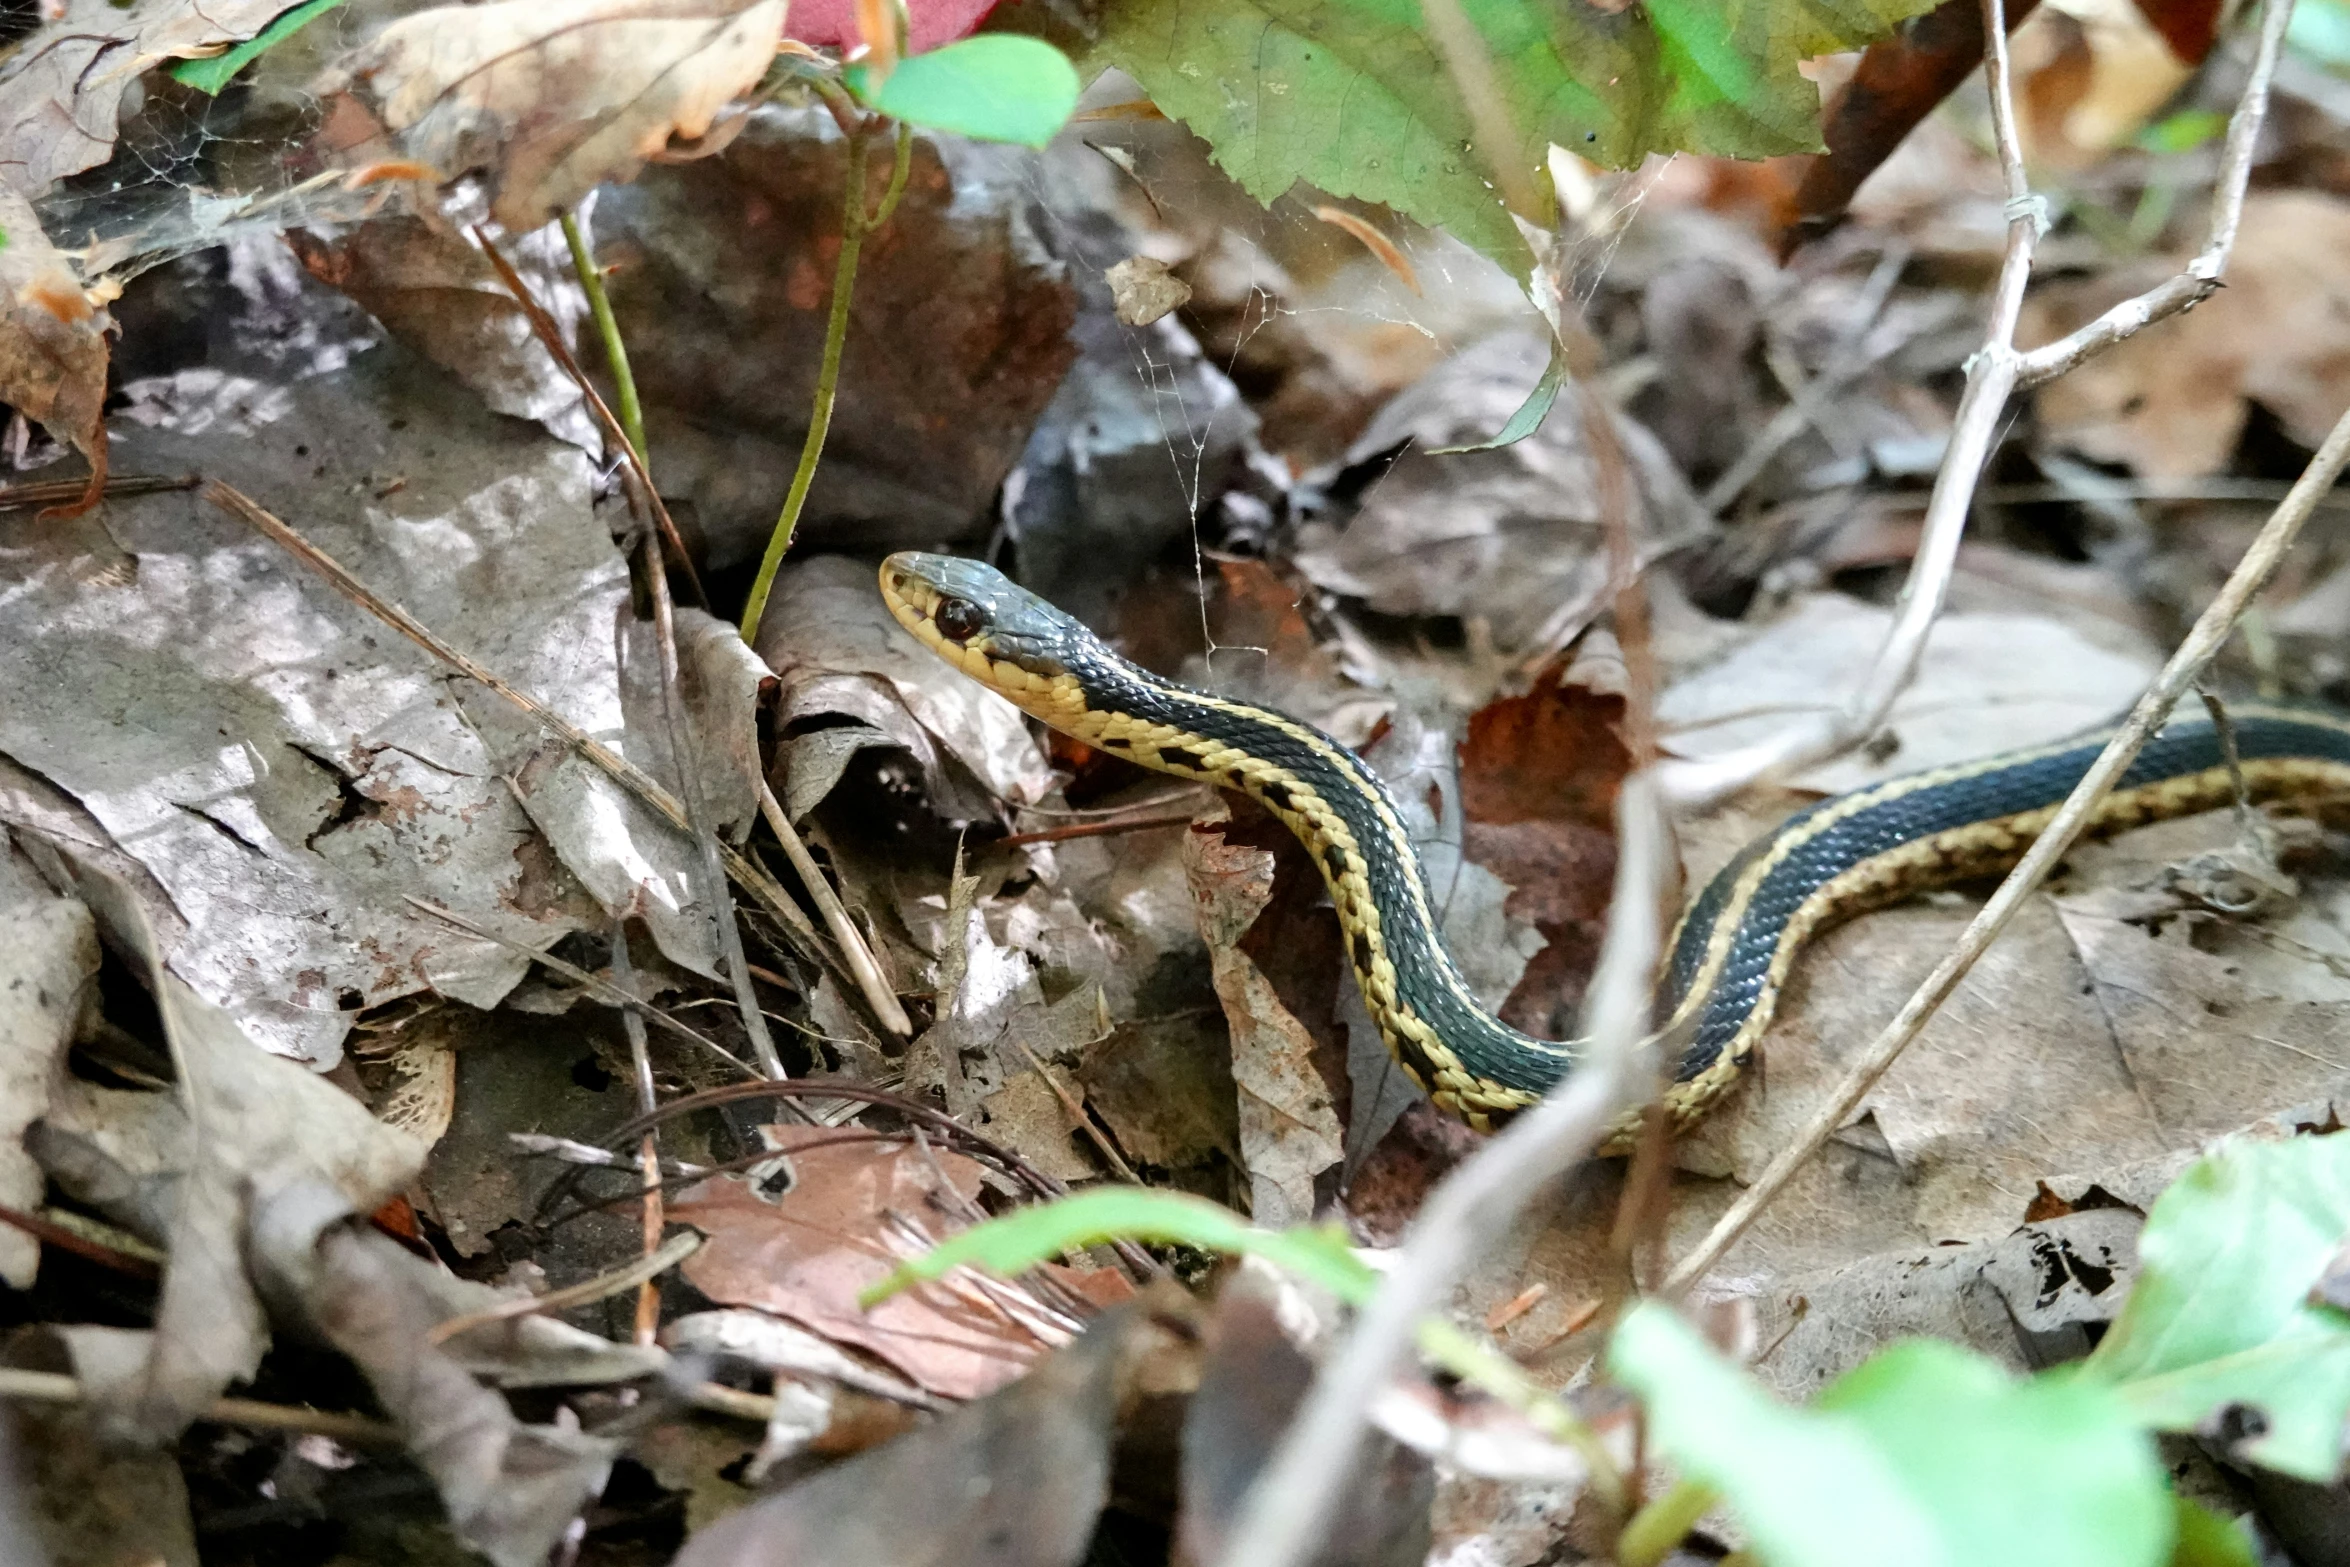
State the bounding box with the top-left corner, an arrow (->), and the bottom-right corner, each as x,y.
1610,1305 -> 2171,1567
169,0 -> 349,94
857,1185 -> 1378,1308
2288,0 -> 2350,75
1429,341 -> 1563,451
1071,0 -> 1943,270
2169,1496 -> 2259,1567
2135,109 -> 2228,154
2083,1133 -> 2350,1481
848,36 -> 1081,148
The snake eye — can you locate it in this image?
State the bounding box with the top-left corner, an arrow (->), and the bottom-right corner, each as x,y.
933,595 -> 984,643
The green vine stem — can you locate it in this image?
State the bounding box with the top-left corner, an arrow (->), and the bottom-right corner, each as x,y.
1616,1478 -> 1717,1567
560,212 -> 648,464
738,116 -> 916,646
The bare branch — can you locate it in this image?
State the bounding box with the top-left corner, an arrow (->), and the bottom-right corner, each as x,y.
1660,0 -> 2043,807
1659,0 -> 2293,807
1663,391 -> 2350,1297
1214,776 -> 1668,1567
2015,0 -> 2296,387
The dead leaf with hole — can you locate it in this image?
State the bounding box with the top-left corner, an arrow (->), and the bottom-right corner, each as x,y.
314,0 -> 785,231
0,187 -> 110,513
2025,192 -> 2350,478
672,1126 -> 1123,1400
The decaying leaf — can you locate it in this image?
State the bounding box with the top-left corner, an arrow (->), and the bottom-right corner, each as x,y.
0,187 -> 110,513
313,0 -> 787,230
0,843 -> 95,1290
674,1126 -> 1103,1399
0,0 -> 302,196
672,1302 -> 1150,1567
1106,255 -> 1192,327
1184,802 -> 1348,1226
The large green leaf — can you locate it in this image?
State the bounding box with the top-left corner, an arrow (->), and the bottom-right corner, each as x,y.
1610,1306 -> 2170,1567
849,36 -> 1082,147
2084,1133 -> 2350,1481
1073,0 -> 1944,267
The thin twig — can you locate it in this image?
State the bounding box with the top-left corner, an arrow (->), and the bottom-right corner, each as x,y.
0,473 -> 195,512
753,775 -> 911,1035
428,1231 -> 702,1345
0,1368 -> 400,1447
1700,246 -> 1907,515
738,120 -> 915,645
995,809 -> 1199,847
202,480 -> 843,995
471,229 -> 705,609
642,525 -> 784,1078
1656,0 -> 2291,808
610,916 -> 668,1345
1663,395 -> 2350,1296
1215,777 -> 1667,1567
560,211 -> 648,463
2014,0 -> 2295,386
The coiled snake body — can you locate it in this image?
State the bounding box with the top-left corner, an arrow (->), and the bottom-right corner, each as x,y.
881,553 -> 2350,1133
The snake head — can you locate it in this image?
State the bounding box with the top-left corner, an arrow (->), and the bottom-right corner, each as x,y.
879,553 -> 1099,710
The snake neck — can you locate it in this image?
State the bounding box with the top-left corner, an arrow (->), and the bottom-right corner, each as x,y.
1025,650 -> 1572,1128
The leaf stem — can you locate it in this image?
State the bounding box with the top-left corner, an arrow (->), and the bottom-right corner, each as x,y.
560,211 -> 647,465
738,119 -> 915,646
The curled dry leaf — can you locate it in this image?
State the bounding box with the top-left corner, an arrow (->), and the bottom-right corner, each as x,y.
0,187 -> 109,513
314,0 -> 787,231
0,0 -> 304,195
1105,255 -> 1192,328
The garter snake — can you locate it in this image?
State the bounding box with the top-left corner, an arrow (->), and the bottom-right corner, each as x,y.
880,552 -> 2350,1134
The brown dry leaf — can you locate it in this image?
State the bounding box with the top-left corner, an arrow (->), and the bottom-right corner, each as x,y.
285,215 -> 595,449
1293,331 -> 1707,659
1458,654 -> 1630,1041
1658,591 -> 2156,796
2015,0 -> 2195,169
672,1126 -> 1113,1400
0,187 -> 109,511
314,0 -> 785,231
1184,802 -> 1349,1226
2026,192 -> 2350,478
0,0 -> 299,195
671,1303 -> 1167,1567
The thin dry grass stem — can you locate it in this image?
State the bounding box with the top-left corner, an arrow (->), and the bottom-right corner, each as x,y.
427,1231 -> 703,1346
1662,394 -> 2350,1297
2016,0 -> 2296,385
609,916 -> 668,1345
1659,0 -> 2290,809
0,1368 -> 399,1447
641,526 -> 786,1078
1215,776 -> 1667,1567
202,481 -> 846,1000
752,774 -> 912,1036
472,228 -> 706,609
994,809 -> 1200,847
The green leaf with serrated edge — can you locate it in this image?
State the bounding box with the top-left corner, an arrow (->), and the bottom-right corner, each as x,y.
169,0 -> 349,94
2170,1495 -> 2260,1567
857,1185 -> 1377,1308
2083,1133 -> 2350,1481
1067,0 -> 1943,271
848,36 -> 1080,148
1611,1306 -> 2170,1567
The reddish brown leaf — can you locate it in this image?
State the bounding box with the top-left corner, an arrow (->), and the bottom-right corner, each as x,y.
672,1128 -> 1114,1400
1781,0 -> 2043,253
0,188 -> 108,516
1457,663 -> 1630,1040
